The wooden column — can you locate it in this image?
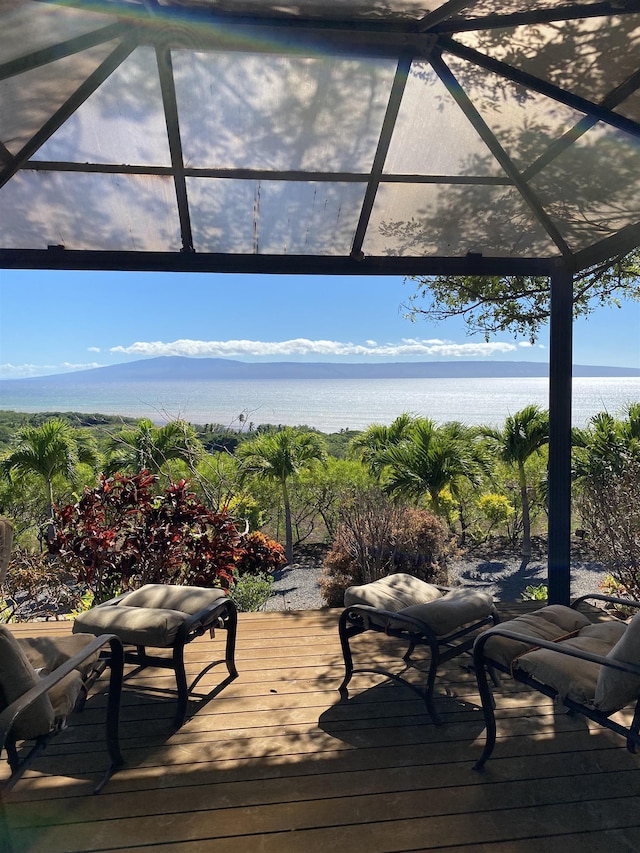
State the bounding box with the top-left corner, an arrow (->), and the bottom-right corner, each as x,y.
547,263 -> 573,605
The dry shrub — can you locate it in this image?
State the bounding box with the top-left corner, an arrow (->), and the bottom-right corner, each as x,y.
319,489 -> 452,607
575,456 -> 640,600
2,549 -> 86,622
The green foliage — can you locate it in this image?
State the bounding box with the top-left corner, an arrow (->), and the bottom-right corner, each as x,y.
521,583 -> 548,601
238,427 -> 326,562
319,487 -> 452,607
105,418 -> 203,480
229,571 -> 274,612
1,417 -> 100,542
481,405 -> 549,557
477,493 -> 515,533
404,250 -> 640,343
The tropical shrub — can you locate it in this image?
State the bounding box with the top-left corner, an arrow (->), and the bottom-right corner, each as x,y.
230,570 -> 274,612
50,472 -> 242,602
319,488 -> 452,607
234,531 -> 286,577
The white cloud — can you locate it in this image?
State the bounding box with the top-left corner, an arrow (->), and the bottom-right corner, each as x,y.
0,363 -> 56,379
87,346 -> 101,353
0,362 -> 102,380
109,337 -> 520,359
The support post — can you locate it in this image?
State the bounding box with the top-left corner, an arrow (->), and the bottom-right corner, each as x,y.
547,263 -> 573,605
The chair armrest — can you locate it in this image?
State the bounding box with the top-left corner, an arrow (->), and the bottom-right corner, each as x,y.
571,593 -> 640,611
181,596 -> 235,635
0,633 -> 123,750
474,626 -> 640,679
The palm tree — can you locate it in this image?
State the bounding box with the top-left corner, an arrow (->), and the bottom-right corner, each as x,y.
350,413 -> 415,479
482,404 -> 549,558
379,418 -> 489,518
0,418 -> 99,541
237,427 -> 326,562
105,419 -> 203,480
573,403 -> 640,481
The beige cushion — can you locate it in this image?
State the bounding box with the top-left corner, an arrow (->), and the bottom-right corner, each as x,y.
0,626 -> 55,740
594,612 -> 640,715
514,635 -> 608,705
344,574 -> 443,611
19,633 -> 100,679
74,584 -> 229,647
393,588 -> 495,636
117,584 -> 227,615
481,606 -> 591,668
47,671 -> 85,722
74,605 -> 187,647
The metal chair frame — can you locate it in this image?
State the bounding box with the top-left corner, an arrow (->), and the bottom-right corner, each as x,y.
339,596 -> 499,725
472,594 -> 640,770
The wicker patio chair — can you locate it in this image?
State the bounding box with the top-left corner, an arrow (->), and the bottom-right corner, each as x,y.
338,573 -> 498,724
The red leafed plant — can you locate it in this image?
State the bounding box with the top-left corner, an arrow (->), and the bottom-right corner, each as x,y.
234,530 -> 286,577
50,472 -> 242,602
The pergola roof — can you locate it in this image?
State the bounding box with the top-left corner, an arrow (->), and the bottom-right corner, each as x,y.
2,0 -> 640,275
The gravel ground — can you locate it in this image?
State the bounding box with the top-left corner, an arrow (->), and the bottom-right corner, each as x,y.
262,540 -> 607,611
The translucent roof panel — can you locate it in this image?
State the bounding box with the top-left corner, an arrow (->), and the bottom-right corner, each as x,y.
1,0 -> 640,274
0,43 -> 119,156
34,47 -> 172,167
384,60 -> 504,177
456,15 -> 640,116
0,1 -> 116,64
173,50 -> 397,172
0,171 -> 181,251
365,182 -> 557,258
441,53 -> 590,175
529,122 -> 640,253
188,178 -> 366,254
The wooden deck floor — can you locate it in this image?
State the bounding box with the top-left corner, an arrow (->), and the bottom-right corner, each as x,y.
3,603 -> 640,852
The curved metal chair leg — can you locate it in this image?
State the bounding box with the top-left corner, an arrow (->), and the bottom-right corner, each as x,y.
424,639 -> 443,726
472,644 -> 497,771
338,609 -> 355,700
224,603 -> 239,679
172,642 -> 188,728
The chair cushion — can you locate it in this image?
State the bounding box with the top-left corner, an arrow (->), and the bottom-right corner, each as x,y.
19,633 -> 101,680
344,574 -> 443,611
394,588 -> 495,636
116,584 -> 228,615
594,612 -> 640,715
481,605 -> 591,669
0,626 -> 54,740
514,635 -> 610,705
74,605 -> 187,647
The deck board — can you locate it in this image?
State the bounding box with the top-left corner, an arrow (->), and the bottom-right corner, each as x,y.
3,603 -> 640,852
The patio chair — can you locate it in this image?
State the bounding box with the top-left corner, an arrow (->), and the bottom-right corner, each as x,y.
73,584 -> 238,728
472,594 -> 640,769
0,517 -> 125,800
338,573 -> 498,724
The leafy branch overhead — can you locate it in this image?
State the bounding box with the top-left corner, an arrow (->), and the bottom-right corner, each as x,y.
404,249 -> 640,342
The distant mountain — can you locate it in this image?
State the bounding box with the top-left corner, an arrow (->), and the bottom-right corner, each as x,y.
22,357 -> 640,382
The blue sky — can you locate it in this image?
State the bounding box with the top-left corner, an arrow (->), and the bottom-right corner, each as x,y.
0,269 -> 638,379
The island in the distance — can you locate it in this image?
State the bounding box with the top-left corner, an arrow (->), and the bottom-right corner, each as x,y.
15,356 -> 640,383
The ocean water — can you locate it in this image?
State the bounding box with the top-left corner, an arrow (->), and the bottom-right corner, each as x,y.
1,376 -> 638,432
